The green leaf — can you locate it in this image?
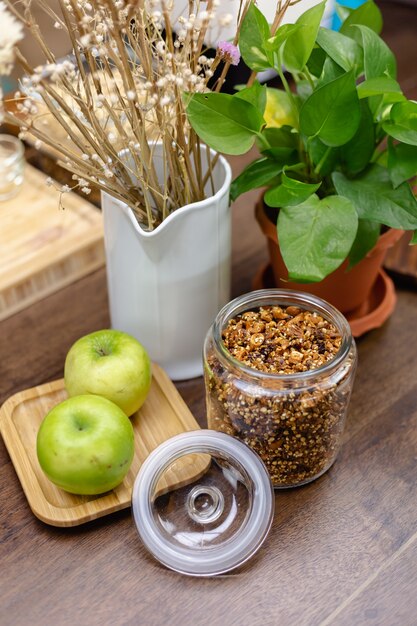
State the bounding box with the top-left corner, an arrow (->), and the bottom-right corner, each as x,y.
278,194 -> 358,282
357,77 -> 403,99
340,0 -> 383,35
264,172 -> 321,207
332,164 -> 417,229
411,230 -> 417,245
348,219 -> 380,268
308,137 -> 339,176
235,81 -> 267,115
300,70 -> 360,146
306,46 -> 327,78
239,2 -> 271,71
261,126 -> 298,149
266,23 -> 300,52
283,1 -> 326,72
340,100 -> 375,175
186,92 -> 264,155
351,25 -> 397,80
374,148 -> 388,168
388,141 -> 417,188
316,27 -> 363,73
383,101 -> 417,146
261,147 -> 298,164
230,158 -> 282,202
381,92 -> 408,107
317,57 -> 345,88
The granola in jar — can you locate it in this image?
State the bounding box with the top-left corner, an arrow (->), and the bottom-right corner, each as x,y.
204,290 -> 357,488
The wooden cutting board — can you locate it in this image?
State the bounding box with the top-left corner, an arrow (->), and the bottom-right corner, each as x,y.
0,363 -> 208,527
0,164 -> 105,321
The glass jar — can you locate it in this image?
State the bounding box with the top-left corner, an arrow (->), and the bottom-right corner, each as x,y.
203,289 -> 357,488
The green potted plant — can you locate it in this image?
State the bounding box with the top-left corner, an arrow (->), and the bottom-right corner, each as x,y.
186,0 -> 417,317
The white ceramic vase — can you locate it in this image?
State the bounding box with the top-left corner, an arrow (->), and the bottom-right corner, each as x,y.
101,145 -> 232,380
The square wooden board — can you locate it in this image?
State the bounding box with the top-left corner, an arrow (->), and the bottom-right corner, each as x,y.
0,164 -> 105,321
0,364 -> 206,526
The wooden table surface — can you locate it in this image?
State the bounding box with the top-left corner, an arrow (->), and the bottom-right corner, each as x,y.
1,3 -> 417,625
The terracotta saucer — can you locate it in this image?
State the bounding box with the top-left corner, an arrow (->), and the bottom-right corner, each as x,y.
252,264 -> 397,337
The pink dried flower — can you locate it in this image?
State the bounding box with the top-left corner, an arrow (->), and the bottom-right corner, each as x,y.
217,41 -> 240,66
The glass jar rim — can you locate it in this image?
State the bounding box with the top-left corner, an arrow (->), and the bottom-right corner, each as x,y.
212,288 -> 353,382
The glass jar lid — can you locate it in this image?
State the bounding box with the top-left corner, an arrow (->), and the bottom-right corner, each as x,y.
131,430 -> 274,577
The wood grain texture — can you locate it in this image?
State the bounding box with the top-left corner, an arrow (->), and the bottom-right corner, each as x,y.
0,164 -> 105,321
0,3 -> 416,625
0,366 -> 206,526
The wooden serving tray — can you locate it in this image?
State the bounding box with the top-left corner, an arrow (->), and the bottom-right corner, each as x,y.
0,364 -> 206,527
0,164 -> 105,321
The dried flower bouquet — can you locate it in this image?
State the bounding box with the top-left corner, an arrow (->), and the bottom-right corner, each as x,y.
0,0 -> 250,227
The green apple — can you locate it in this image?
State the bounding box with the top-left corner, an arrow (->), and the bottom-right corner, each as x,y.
64,329 -> 151,416
37,394 -> 135,495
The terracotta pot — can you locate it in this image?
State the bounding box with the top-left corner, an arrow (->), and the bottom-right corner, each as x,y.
255,196 -> 404,314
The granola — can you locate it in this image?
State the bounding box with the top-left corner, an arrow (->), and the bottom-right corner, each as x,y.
222,305 -> 341,375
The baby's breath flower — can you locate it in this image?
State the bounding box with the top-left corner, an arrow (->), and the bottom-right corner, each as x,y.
80,34 -> 91,47
219,13 -> 233,27
0,1 -> 23,75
